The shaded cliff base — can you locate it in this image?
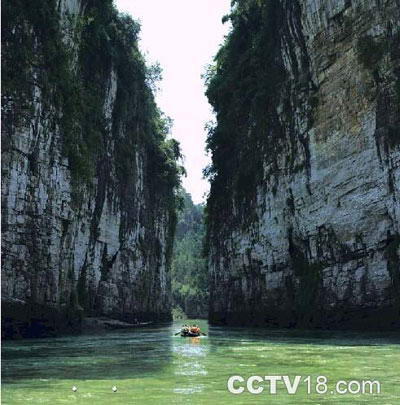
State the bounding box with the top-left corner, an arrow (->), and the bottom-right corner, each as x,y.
209,305 -> 400,331
2,299 -> 171,339
2,298 -> 83,339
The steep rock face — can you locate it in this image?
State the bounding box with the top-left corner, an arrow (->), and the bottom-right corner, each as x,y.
2,0 -> 180,337
206,0 -> 400,329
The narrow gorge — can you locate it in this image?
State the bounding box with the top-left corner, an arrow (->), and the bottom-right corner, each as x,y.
2,0 -> 183,338
205,0 -> 400,329
2,0 -> 399,340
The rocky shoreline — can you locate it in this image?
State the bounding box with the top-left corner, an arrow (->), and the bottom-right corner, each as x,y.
81,317 -> 153,332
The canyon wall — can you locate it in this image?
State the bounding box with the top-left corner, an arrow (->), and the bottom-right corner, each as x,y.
206,0 -> 400,329
2,0 -> 181,337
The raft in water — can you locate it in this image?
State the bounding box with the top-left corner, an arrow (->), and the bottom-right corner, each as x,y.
180,331 -> 201,337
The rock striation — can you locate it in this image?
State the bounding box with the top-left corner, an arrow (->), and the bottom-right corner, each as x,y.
2,0 -> 181,338
206,0 -> 400,329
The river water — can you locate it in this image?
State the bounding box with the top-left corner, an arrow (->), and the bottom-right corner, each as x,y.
2,319 -> 400,404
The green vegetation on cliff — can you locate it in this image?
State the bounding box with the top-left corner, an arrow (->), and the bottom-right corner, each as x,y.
204,0 -> 286,234
2,0 -> 184,211
171,192 -> 208,318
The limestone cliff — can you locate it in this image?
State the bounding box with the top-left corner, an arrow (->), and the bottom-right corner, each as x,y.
206,0 -> 400,329
2,0 -> 182,338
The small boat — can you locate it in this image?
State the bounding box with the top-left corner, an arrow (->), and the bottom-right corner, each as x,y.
180,331 -> 201,337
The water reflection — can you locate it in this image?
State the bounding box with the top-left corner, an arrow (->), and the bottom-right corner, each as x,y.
173,385 -> 206,395
2,324 -> 174,381
172,324 -> 209,396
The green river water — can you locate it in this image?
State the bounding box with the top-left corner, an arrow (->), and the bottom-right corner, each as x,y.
2,319 -> 400,404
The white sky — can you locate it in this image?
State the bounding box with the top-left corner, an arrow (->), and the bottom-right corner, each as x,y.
114,0 -> 231,204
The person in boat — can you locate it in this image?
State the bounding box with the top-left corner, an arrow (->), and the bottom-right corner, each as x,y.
181,324 -> 189,335
190,325 -> 200,335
